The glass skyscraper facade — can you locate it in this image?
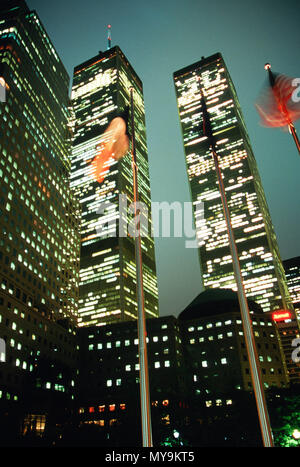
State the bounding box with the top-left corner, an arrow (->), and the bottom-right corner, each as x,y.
70,46 -> 158,327
173,53 -> 292,313
283,257 -> 300,317
0,0 -> 80,411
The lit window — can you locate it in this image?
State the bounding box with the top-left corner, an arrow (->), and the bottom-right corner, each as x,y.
154,362 -> 160,368
202,361 -> 208,368
106,380 -> 112,387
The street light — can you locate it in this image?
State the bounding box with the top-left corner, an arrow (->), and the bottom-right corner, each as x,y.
292,429 -> 300,443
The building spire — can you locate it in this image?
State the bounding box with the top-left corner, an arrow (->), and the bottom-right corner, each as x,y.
107,24 -> 112,49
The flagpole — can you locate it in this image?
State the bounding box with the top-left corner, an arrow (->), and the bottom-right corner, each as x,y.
199,84 -> 274,447
129,86 -> 153,448
211,147 -> 274,448
288,123 -> 300,156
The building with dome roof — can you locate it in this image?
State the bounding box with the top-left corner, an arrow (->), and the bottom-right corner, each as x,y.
178,288 -> 288,401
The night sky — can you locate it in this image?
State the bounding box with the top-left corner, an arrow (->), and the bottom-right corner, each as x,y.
27,0 -> 300,318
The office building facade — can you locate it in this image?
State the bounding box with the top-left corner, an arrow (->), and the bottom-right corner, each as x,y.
173,53 -> 292,313
283,257 -> 300,316
75,290 -> 287,445
70,46 -> 158,327
0,0 -> 80,433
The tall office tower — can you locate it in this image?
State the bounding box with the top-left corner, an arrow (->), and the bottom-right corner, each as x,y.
0,0 -> 80,325
283,257 -> 300,317
70,46 -> 158,327
173,53 -> 292,313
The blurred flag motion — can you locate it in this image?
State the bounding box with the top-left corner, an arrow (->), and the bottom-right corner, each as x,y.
90,114 -> 129,184
255,64 -> 300,129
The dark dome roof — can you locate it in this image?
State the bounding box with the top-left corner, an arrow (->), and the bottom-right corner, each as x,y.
178,288 -> 263,321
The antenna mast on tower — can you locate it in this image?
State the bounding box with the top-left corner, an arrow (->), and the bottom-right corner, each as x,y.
107,24 -> 112,49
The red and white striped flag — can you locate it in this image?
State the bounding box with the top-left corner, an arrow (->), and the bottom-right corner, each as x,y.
255,66 -> 300,130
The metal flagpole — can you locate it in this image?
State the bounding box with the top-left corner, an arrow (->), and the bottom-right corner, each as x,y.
199,84 -> 274,447
211,147 -> 274,447
129,86 -> 153,448
288,122 -> 300,156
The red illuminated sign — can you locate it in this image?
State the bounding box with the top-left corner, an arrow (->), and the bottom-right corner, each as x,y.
272,310 -> 292,322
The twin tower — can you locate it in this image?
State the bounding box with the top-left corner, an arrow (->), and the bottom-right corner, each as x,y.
70,46 -> 292,327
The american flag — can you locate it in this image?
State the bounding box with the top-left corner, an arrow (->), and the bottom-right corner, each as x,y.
255,66 -> 300,129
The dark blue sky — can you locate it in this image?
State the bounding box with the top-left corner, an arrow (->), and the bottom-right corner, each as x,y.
28,0 -> 300,317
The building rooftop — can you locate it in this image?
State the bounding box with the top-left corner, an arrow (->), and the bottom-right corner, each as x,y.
178,288 -> 263,321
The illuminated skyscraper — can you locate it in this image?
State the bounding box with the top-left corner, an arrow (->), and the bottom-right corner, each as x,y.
283,257 -> 300,317
173,53 -> 292,313
0,0 -> 80,414
0,0 -> 80,323
70,46 -> 158,327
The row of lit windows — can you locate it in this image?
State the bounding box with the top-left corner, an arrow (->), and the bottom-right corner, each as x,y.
79,403 -> 126,414
0,390 -> 18,402
88,334 -> 169,351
